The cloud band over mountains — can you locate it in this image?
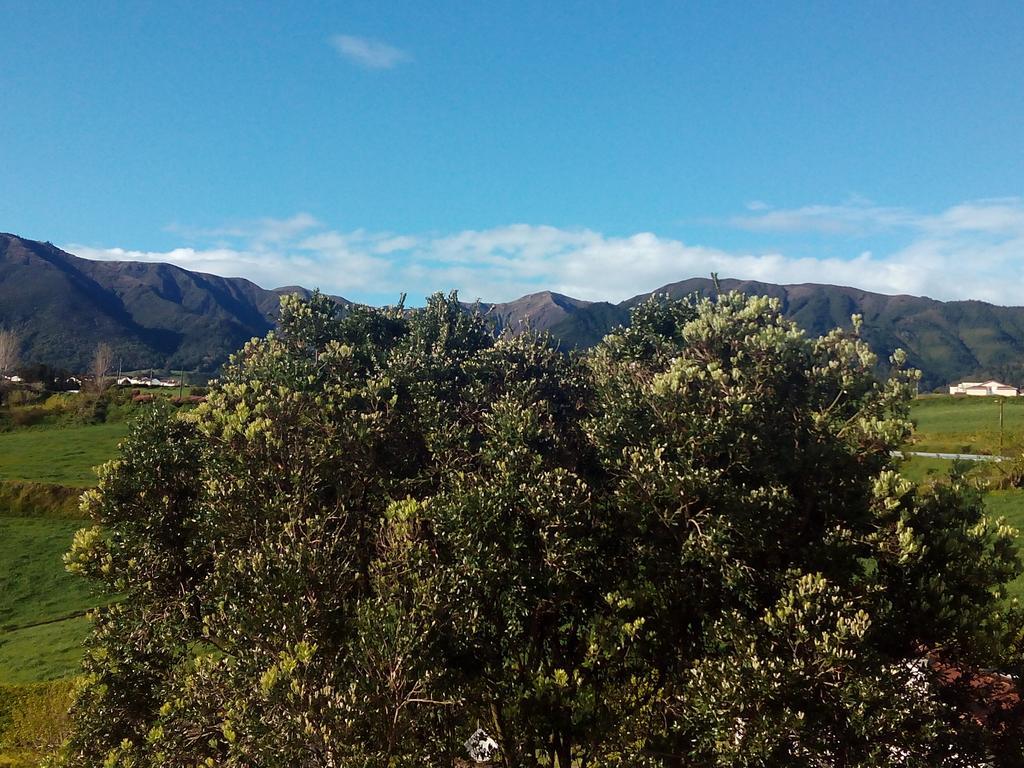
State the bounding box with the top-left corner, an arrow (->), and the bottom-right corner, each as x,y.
67,198 -> 1024,306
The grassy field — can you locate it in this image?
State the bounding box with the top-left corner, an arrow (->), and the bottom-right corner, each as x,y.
902,397 -> 1024,600
897,455 -> 961,486
0,508 -> 98,688
0,395 -> 206,763
0,519 -> 95,632
0,417 -> 121,764
0,423 -> 127,487
0,417 -> 125,694
0,619 -> 90,686
984,490 -> 1024,600
908,394 -> 1024,455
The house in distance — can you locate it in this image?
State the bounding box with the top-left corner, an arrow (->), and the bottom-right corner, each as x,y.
948,380 -> 1020,397
117,376 -> 178,388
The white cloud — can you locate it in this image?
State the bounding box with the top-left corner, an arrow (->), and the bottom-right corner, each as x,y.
165,213 -> 321,243
926,198 -> 1024,236
729,197 -> 1024,240
330,34 -> 411,69
64,198 -> 1024,307
728,200 -> 918,235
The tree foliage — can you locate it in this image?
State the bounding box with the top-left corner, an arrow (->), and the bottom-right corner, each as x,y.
0,326 -> 20,406
61,291 -> 1024,767
0,327 -> 19,378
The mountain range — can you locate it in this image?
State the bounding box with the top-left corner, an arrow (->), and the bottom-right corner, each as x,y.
3,232 -> 1024,390
0,234 -> 345,373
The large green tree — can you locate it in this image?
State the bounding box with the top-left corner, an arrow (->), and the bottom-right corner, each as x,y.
61,291 -> 1024,767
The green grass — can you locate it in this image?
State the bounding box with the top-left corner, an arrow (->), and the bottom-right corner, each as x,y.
0,423 -> 121,696
897,456 -> 960,486
984,489 -> 1024,601
0,517 -> 97,684
0,410 -> 135,765
898,453 -> 1024,602
0,518 -> 95,630
908,394 -> 1024,455
903,396 -> 1024,600
0,421 -> 123,688
0,481 -> 84,520
0,423 -> 127,486
898,454 -> 1007,487
0,618 -> 90,685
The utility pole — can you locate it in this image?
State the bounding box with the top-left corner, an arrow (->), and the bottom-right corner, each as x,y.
999,397 -> 1005,456
179,369 -> 185,399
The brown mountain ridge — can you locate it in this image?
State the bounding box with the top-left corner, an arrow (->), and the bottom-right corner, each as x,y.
3,232 -> 1024,389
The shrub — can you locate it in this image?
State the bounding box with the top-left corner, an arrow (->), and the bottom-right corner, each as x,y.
0,480 -> 84,519
58,292 -> 1024,767
0,679 -> 79,762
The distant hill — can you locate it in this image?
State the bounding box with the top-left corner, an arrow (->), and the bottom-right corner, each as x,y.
4,233 -> 1024,389
0,233 -> 347,372
479,291 -> 630,350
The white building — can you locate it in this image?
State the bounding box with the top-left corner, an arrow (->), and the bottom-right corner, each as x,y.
117,376 -> 178,388
948,380 -> 1019,397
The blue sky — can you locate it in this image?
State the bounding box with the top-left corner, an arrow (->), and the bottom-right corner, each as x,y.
3,1 -> 1024,304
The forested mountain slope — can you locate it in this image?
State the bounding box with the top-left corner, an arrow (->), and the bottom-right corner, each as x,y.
4,232 -> 1024,389
0,234 -> 346,372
